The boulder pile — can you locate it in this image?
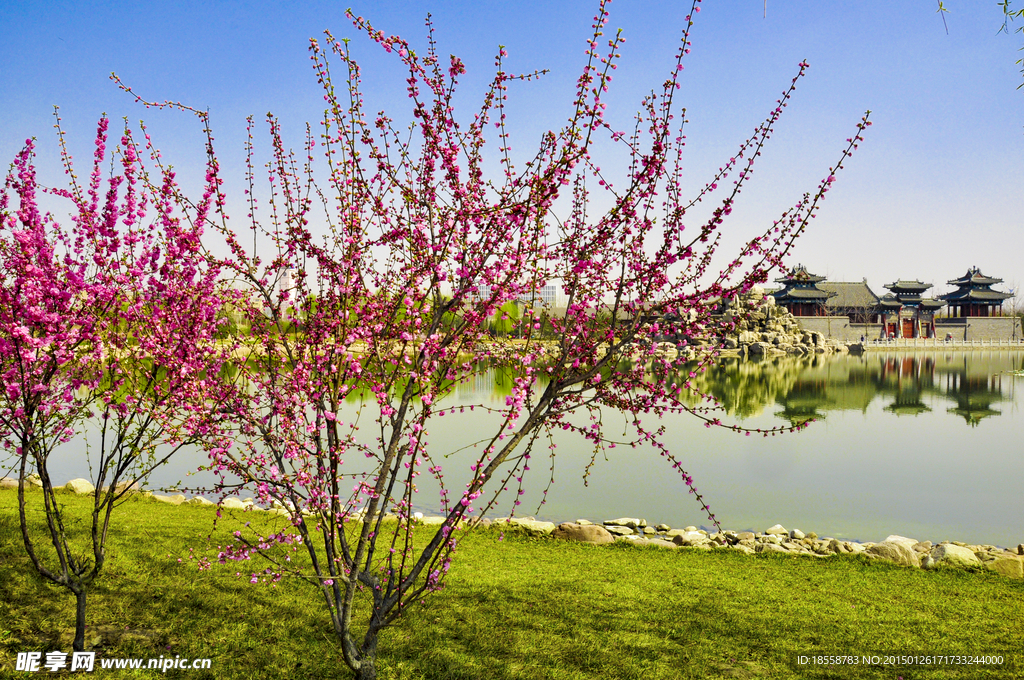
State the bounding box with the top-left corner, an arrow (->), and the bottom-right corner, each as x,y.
714,287 -> 860,358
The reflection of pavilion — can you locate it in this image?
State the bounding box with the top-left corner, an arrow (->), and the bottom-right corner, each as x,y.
774,379 -> 830,426
884,392 -> 932,417
685,353 -> 1014,428
943,369 -> 1006,427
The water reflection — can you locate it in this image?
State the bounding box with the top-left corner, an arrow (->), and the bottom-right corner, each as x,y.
679,352 -> 1023,428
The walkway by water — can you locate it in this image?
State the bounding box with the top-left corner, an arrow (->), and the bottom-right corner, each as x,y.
863,338 -> 1024,351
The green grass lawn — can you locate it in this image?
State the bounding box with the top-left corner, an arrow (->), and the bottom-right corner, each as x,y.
1,489 -> 1021,679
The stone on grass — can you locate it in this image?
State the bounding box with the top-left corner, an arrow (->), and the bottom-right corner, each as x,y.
0,477 -> 18,490
985,556 -> 1024,579
219,497 -> 247,510
670,531 -> 709,547
605,525 -> 634,537
621,537 -> 676,549
765,524 -> 787,536
153,494 -> 186,506
552,522 -> 614,545
930,544 -> 981,569
509,519 -> 556,536
883,535 -> 919,550
866,540 -> 920,567
604,517 -> 646,530
755,543 -> 788,554
185,496 -> 214,506
65,478 -> 95,495
110,480 -> 139,494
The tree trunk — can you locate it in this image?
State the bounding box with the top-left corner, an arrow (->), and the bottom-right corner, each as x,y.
73,589 -> 87,651
353,633 -> 378,680
354,657 -> 376,680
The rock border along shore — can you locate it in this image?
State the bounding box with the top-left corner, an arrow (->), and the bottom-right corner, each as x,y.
7,476 -> 1022,580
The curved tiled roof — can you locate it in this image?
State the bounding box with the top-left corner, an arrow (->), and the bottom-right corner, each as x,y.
818,281 -> 879,309
946,267 -> 1004,287
938,288 -> 1012,302
885,280 -> 932,295
774,264 -> 827,284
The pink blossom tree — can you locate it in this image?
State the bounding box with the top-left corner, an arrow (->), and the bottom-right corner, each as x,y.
133,2 -> 870,677
0,114 -> 232,651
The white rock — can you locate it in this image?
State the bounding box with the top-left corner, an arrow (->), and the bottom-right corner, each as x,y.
604,517 -> 646,530
930,544 -> 981,569
605,525 -> 634,537
756,543 -> 788,554
671,531 -> 711,548
866,541 -> 920,567
789,529 -> 805,540
65,478 -> 95,495
883,535 -> 919,550
509,519 -> 556,535
153,494 -> 186,506
220,497 -> 247,510
765,524 -> 788,536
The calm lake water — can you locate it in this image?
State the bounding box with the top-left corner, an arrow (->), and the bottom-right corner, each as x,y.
27,351 -> 1024,548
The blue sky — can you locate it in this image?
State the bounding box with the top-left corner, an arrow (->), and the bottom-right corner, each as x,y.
2,1 -> 1022,300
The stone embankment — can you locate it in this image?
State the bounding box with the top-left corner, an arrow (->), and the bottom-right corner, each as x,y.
9,478 -> 1021,580
538,518 -> 1024,580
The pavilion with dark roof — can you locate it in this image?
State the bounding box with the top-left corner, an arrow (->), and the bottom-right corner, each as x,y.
883,279 -> 945,338
938,267 -> 1013,318
770,265 -> 836,317
817,279 -> 889,323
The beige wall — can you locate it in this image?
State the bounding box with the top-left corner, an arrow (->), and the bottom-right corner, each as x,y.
795,315 -> 1021,342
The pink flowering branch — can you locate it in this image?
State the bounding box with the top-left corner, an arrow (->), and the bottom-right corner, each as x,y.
114,3 -> 871,678
0,114 -> 233,652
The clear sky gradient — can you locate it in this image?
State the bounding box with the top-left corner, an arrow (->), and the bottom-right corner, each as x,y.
3,1 -> 1022,300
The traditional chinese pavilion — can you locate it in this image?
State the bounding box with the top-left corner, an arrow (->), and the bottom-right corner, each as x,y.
938,267 -> 1013,317
883,279 -> 944,338
771,265 -> 836,316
